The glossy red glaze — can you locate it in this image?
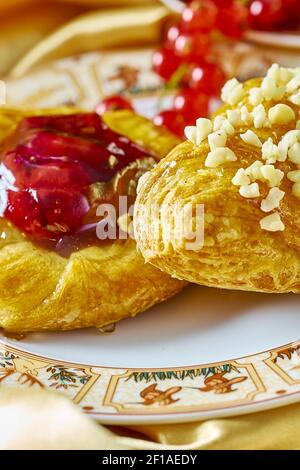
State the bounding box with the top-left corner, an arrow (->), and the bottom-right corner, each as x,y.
2,113 -> 150,243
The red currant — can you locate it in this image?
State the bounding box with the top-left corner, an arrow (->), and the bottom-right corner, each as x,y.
182,0 -> 218,33
189,62 -> 226,95
212,0 -> 232,6
174,31 -> 210,61
248,0 -> 287,31
153,110 -> 186,137
165,23 -> 182,49
173,89 -> 209,121
217,3 -> 249,38
152,47 -> 181,81
96,96 -> 133,114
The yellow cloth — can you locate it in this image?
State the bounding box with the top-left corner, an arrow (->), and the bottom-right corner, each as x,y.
0,0 -> 299,450
0,387 -> 300,450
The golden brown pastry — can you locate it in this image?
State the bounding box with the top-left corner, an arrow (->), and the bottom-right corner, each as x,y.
0,108 -> 185,333
134,65 -> 300,294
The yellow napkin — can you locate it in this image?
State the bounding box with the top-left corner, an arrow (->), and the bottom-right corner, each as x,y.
0,0 -> 299,450
1,387 -> 300,449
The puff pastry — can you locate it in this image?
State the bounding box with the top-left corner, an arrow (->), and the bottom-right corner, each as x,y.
0,108 -> 185,333
134,65 -> 300,294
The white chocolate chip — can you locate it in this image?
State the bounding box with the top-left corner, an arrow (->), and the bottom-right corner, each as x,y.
228,84 -> 244,105
184,125 -> 197,144
239,182 -> 260,198
261,187 -> 285,212
287,170 -> 300,183
260,164 -> 284,188
196,118 -> 213,146
245,160 -> 264,181
220,119 -> 235,136
288,92 -> 300,106
226,109 -> 242,127
286,75 -> 300,93
232,168 -> 251,186
278,130 -> 300,161
261,77 -> 277,101
296,120 -> 300,130
213,115 -> 226,131
205,147 -> 237,168
268,104 -> 295,125
240,105 -> 253,126
240,130 -> 262,148
262,138 -> 280,164
221,78 -> 243,105
288,142 -> 300,164
266,64 -> 292,85
266,63 -> 280,83
253,104 -> 268,128
260,213 -> 285,232
292,183 -> 300,198
208,130 -> 227,150
249,87 -> 263,106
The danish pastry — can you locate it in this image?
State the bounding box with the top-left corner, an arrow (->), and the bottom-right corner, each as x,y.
0,108 -> 185,333
134,65 -> 300,294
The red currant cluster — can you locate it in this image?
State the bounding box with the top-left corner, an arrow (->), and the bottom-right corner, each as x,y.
152,0 -> 250,136
97,1 -> 300,137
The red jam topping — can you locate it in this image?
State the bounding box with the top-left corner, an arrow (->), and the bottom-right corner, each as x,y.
1,113 -> 153,252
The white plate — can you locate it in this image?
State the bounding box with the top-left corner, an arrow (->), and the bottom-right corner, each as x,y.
1,285 -> 300,425
1,29 -> 300,426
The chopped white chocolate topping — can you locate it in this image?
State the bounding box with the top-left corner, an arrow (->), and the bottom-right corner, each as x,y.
240,105 -> 253,126
184,125 -> 197,144
245,160 -> 263,181
208,130 -> 227,150
262,138 -> 280,164
221,78 -> 244,105
288,91 -> 300,106
292,183 -> 300,198
240,130 -> 262,148
226,109 -> 242,127
260,164 -> 284,188
268,104 -> 295,125
287,170 -> 300,183
239,182 -> 260,198
220,119 -> 235,136
260,213 -> 285,232
205,147 -> 237,168
261,187 -> 285,212
213,115 -> 226,131
286,75 -> 300,94
184,65 -> 300,234
249,87 -> 263,106
196,118 -> 213,146
261,77 -> 277,101
278,130 -> 300,161
253,104 -> 268,128
288,142 -> 300,164
232,168 -> 250,186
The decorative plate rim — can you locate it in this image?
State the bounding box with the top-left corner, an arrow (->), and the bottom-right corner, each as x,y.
1,338 -> 300,425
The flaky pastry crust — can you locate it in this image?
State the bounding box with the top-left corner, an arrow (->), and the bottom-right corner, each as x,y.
134,76 -> 300,294
0,109 -> 185,332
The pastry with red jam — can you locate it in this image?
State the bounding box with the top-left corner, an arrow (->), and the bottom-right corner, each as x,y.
0,108 -> 185,333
